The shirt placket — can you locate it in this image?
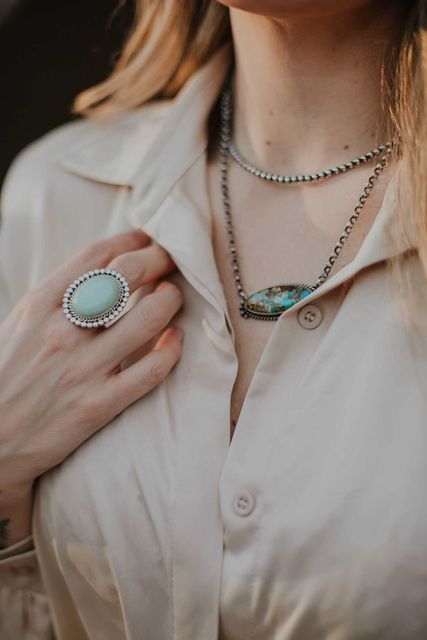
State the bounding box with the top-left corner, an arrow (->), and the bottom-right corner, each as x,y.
129,176 -> 342,640
128,159 -> 238,639
125,137 -> 403,640
216,293 -> 340,638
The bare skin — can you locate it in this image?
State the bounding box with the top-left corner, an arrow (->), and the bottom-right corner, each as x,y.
210,0 -> 403,441
0,230 -> 183,547
0,0 -> 405,546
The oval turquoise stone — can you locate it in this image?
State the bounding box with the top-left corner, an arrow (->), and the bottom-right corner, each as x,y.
71,275 -> 121,319
246,284 -> 311,316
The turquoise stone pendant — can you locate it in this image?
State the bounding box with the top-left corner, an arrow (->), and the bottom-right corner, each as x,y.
63,269 -> 130,328
240,284 -> 311,320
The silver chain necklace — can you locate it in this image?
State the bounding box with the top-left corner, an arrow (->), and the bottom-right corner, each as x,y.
228,139 -> 392,184
219,84 -> 394,321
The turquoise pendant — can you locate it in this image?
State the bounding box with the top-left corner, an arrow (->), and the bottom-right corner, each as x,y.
241,284 -> 311,321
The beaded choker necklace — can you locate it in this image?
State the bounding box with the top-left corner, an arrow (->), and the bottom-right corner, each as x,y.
219,84 -> 394,321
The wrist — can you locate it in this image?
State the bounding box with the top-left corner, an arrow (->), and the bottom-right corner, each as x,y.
0,482 -> 34,506
0,484 -> 34,548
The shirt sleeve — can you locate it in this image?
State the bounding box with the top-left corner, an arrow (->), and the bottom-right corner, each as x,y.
0,204 -> 14,324
0,159 -> 55,639
0,537 -> 54,639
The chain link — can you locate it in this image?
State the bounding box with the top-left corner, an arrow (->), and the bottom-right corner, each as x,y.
228,135 -> 392,185
308,154 -> 389,291
219,84 -> 393,303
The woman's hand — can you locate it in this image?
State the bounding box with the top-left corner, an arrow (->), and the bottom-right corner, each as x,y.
0,229 -> 183,499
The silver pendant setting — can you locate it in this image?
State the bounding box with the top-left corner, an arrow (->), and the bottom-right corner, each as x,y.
240,284 -> 312,321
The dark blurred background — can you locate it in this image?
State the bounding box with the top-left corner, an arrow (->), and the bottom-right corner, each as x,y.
0,0 -> 131,188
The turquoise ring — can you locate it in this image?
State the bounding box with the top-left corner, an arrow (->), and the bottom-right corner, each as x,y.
63,269 -> 130,328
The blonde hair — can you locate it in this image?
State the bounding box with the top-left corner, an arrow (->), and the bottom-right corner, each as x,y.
385,1 -> 427,318
75,0 -> 427,305
75,1 -> 230,114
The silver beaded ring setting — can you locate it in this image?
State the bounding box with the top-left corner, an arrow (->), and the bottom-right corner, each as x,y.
63,269 -> 130,328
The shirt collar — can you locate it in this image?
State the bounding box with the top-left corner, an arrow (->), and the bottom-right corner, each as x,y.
56,44 -> 414,321
56,43 -> 232,198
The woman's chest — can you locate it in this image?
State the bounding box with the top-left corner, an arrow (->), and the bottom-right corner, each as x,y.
36,266 -> 427,639
206,154 -> 390,441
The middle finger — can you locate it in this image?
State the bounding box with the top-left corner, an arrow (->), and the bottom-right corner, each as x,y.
108,243 -> 176,294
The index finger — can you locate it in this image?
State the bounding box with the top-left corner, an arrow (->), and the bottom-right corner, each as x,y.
40,229 -> 150,302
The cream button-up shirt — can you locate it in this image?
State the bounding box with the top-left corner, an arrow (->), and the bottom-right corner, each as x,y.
1,45 -> 427,640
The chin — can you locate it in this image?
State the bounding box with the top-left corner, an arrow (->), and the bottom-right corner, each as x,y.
215,0 -> 371,18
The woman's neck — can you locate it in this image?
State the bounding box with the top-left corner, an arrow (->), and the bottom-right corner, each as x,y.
230,4 -> 400,174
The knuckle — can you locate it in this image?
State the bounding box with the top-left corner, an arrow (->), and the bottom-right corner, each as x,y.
145,358 -> 167,387
168,282 -> 184,305
15,290 -> 44,321
154,244 -> 173,268
111,252 -> 144,284
56,365 -> 82,393
140,296 -> 165,331
53,347 -> 88,392
42,324 -> 71,358
75,393 -> 107,429
80,241 -> 111,266
12,297 -> 30,324
158,282 -> 184,309
55,357 -> 87,392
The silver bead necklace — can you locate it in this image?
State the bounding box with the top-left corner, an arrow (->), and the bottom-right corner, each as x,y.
219,84 -> 394,321
228,139 -> 392,184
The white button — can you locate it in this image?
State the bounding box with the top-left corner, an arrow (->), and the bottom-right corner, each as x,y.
297,304 -> 323,330
233,491 -> 256,517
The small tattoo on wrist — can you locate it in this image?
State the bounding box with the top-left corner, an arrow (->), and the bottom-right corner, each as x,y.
0,518 -> 11,549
